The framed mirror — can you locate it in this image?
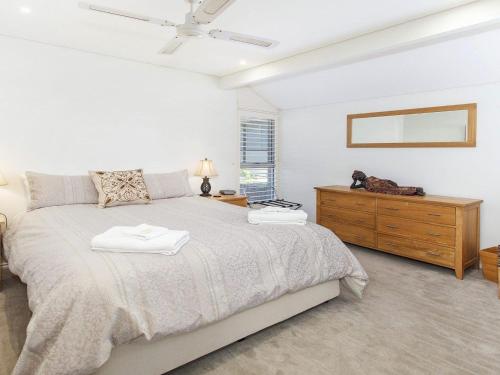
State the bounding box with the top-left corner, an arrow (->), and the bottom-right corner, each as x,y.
347,103 -> 476,148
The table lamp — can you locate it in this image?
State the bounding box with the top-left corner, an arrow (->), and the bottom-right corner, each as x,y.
0,169 -> 7,230
194,158 -> 217,196
0,170 -> 6,187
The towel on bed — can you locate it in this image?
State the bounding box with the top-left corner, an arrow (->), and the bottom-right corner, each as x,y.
120,223 -> 170,240
248,207 -> 308,225
91,226 -> 189,255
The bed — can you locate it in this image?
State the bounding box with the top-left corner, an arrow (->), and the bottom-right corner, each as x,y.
4,196 -> 368,375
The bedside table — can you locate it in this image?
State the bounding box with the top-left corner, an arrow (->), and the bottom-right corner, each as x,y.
0,215 -> 6,290
210,195 -> 248,207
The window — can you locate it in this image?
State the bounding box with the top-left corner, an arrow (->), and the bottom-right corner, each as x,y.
240,113 -> 277,203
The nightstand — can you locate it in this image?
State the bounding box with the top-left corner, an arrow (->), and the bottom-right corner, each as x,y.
0,215 -> 6,290
210,194 -> 248,207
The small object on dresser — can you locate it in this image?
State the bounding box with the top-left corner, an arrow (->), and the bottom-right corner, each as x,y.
219,190 -> 236,195
479,247 -> 498,283
194,158 -> 217,197
351,170 -> 425,196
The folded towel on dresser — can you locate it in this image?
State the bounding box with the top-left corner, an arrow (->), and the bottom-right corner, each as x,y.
248,207 -> 308,225
91,226 -> 189,255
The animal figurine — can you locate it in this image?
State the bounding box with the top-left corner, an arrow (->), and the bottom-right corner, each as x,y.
350,170 -> 425,196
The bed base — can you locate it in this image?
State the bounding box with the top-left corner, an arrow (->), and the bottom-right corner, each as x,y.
95,280 -> 340,375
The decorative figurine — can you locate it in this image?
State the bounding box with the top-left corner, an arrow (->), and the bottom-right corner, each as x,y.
350,170 -> 425,196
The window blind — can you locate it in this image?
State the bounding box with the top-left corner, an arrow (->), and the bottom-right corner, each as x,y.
240,116 -> 276,203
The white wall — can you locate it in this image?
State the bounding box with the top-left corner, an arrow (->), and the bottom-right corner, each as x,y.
279,82 -> 500,248
0,36 -> 238,218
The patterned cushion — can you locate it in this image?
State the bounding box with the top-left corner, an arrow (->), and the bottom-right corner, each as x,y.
26,172 -> 99,210
144,170 -> 193,200
89,169 -> 152,208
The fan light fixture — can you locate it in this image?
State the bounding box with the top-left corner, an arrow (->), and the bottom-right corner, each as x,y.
78,0 -> 279,54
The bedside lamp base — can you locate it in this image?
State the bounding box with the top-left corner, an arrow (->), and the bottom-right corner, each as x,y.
200,176 -> 212,197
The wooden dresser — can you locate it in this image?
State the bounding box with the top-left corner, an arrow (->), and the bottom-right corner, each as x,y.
315,186 -> 482,279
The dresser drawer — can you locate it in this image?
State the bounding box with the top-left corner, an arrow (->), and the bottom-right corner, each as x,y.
377,215 -> 456,247
378,234 -> 454,267
378,199 -> 456,226
320,192 -> 376,213
320,206 -> 375,229
320,219 -> 376,248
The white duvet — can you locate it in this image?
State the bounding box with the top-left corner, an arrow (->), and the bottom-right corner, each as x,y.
4,196 -> 368,375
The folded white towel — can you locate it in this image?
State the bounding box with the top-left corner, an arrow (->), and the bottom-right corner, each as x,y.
91,226 -> 190,255
248,208 -> 308,225
120,224 -> 170,241
260,206 -> 292,213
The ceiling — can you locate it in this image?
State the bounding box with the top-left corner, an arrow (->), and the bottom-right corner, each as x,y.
252,28 -> 500,110
0,0 -> 474,77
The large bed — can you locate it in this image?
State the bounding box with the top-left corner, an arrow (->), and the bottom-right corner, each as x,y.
4,196 -> 367,375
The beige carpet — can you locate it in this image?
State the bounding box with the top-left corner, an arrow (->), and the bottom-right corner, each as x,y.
1,247 -> 499,375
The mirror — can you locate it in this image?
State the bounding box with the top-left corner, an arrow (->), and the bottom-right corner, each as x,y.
347,104 -> 476,148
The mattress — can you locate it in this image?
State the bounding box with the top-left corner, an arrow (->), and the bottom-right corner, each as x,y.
4,196 -> 368,375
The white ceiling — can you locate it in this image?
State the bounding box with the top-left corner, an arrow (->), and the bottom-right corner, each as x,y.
0,0 -> 474,77
252,28 -> 500,110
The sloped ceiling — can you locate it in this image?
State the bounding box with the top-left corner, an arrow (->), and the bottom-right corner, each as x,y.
251,28 -> 500,110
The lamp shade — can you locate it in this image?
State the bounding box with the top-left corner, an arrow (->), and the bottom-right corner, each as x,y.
0,170 -> 7,186
194,158 -> 217,177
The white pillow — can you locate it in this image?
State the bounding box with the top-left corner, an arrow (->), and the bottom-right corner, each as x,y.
144,170 -> 193,200
26,171 -> 99,210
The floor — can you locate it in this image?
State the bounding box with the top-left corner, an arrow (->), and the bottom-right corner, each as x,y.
1,247 -> 499,375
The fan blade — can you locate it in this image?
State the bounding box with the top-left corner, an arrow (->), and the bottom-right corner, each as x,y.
78,2 -> 176,27
209,30 -> 279,48
159,36 -> 186,54
193,0 -> 236,24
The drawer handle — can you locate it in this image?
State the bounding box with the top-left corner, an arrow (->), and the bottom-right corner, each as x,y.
384,207 -> 400,211
428,213 -> 442,217
426,251 -> 441,257
386,224 -> 399,229
427,232 -> 442,237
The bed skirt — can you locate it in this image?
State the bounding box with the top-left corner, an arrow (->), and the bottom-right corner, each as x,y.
96,279 -> 340,375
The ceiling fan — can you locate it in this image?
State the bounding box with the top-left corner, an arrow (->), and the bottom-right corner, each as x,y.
78,0 -> 279,54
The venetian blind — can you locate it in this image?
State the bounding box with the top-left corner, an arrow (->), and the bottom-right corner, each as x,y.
240,115 -> 276,203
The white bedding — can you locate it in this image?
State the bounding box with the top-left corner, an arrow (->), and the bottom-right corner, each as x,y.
4,196 -> 368,375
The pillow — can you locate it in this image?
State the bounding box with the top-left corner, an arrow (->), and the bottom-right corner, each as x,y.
144,170 -> 193,200
26,171 -> 99,210
89,169 -> 152,208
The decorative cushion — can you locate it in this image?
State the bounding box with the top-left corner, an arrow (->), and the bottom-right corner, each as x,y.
26,172 -> 99,210
144,170 -> 193,200
89,169 -> 152,208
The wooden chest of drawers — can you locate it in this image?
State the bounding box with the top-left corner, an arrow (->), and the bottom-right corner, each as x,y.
315,186 -> 482,279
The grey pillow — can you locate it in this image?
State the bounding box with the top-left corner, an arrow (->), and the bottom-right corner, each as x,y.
26,171 -> 99,210
144,170 -> 193,200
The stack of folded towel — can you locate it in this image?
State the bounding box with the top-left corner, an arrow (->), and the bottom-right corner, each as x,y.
247,206 -> 308,225
91,224 -> 189,255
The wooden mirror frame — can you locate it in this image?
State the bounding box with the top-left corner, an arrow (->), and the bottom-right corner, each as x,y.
347,103 -> 477,148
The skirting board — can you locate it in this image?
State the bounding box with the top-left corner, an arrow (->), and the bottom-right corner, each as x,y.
96,279 -> 340,375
